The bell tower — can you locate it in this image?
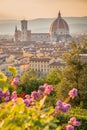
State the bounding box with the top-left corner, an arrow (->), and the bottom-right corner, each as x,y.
21,20 -> 28,41
21,20 -> 27,31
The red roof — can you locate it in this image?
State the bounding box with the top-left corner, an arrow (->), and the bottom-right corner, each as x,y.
50,12 -> 69,33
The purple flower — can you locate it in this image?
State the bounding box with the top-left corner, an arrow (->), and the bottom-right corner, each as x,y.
73,121 -> 81,126
24,99 -> 30,107
56,100 -> 63,106
11,91 -> 17,102
4,90 -> 10,97
0,89 -> 10,102
0,88 -> 4,98
24,94 -> 33,106
4,96 -> 10,102
63,103 -> 71,112
11,77 -> 20,86
68,88 -> 77,99
3,91 -> 10,102
37,90 -> 44,99
55,100 -> 71,113
68,117 -> 81,126
31,91 -> 39,101
66,125 -> 74,130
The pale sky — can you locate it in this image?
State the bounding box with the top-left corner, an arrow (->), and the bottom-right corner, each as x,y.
0,0 -> 87,19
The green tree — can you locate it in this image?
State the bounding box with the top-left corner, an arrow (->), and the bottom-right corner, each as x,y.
44,68 -> 61,107
46,68 -> 60,85
20,70 -> 37,84
58,41 -> 87,108
19,70 -> 39,94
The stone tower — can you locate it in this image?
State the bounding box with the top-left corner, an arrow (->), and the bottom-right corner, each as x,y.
21,20 -> 28,41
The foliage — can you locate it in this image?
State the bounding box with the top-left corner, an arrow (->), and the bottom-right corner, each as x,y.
42,69 -> 61,107
8,66 -> 17,77
58,41 -> 87,108
19,70 -> 39,94
20,70 -> 37,84
19,68 -> 60,96
0,72 -> 7,82
58,107 -> 87,130
0,67 -> 81,130
0,99 -> 59,130
46,68 -> 60,85
0,72 -> 7,88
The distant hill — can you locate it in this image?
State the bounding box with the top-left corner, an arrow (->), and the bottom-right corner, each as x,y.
0,17 -> 87,35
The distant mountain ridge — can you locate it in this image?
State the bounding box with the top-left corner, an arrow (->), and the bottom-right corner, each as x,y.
0,17 -> 87,35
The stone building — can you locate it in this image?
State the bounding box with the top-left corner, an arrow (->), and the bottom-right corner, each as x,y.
50,11 -> 71,42
14,20 -> 31,42
29,57 -> 51,76
31,33 -> 50,42
14,11 -> 71,42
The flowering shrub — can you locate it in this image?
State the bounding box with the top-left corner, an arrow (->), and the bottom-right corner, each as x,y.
11,77 -> 20,86
0,67 -> 81,130
68,88 -> 77,99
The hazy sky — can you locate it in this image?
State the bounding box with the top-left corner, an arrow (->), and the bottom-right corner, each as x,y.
0,0 -> 87,19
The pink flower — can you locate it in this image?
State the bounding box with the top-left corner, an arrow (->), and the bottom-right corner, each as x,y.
68,117 -> 76,123
39,86 -> 45,93
66,125 -> 74,130
11,77 -> 20,86
43,83 -> 48,88
38,84 -> 53,95
11,91 -> 17,103
24,95 -> 33,106
44,84 -> 53,95
25,95 -> 30,99
68,117 -> 81,126
56,100 -> 63,106
73,121 -> 81,126
63,103 -> 71,112
68,88 -> 77,99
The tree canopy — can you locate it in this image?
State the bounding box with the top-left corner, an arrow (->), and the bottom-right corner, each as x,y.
58,40 -> 87,108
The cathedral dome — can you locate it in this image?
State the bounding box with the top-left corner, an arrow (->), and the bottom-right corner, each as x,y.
49,11 -> 71,42
50,11 -> 69,35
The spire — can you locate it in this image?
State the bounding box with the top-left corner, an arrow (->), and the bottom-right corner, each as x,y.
15,26 -> 17,32
58,10 -> 61,18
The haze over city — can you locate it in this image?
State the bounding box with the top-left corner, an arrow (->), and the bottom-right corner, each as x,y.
0,0 -> 87,20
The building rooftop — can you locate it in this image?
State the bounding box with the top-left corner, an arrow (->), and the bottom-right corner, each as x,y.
30,57 -> 51,62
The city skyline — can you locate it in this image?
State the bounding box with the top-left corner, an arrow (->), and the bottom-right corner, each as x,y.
0,0 -> 87,20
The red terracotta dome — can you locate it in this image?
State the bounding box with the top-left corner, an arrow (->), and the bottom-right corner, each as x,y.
50,11 -> 69,33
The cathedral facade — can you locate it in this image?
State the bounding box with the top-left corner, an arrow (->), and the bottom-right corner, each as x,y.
14,11 -> 71,42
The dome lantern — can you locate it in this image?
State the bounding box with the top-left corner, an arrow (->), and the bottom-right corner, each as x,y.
58,10 -> 61,18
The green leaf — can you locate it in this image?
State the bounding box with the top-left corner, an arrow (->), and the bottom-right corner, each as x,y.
0,72 -> 7,82
8,66 -> 17,77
